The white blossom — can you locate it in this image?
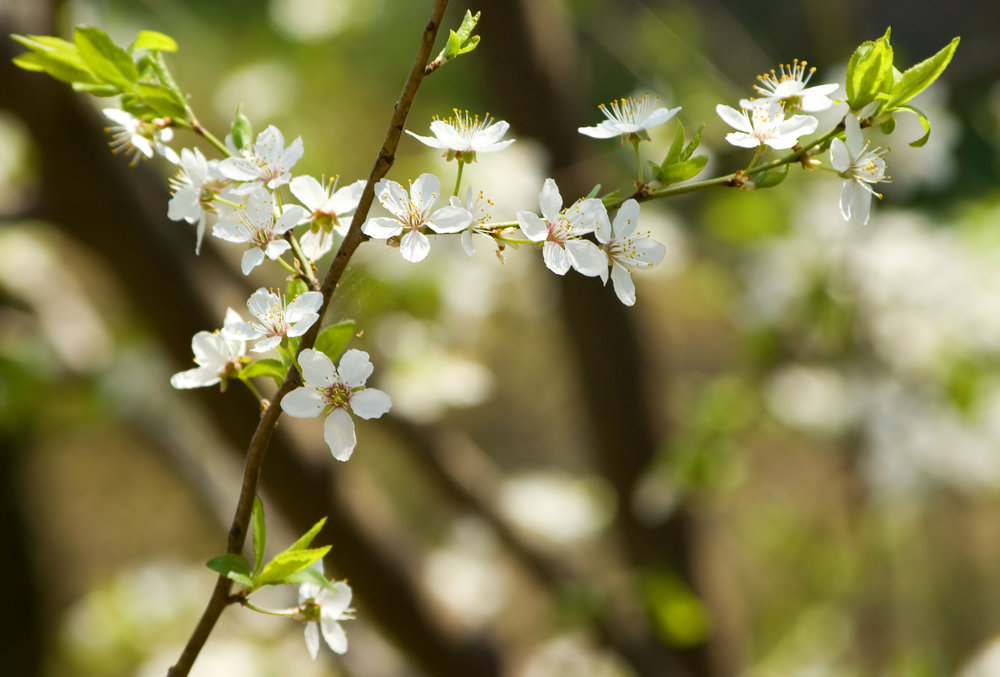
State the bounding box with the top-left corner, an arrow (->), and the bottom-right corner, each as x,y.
290,175 -> 365,259
578,94 -> 681,142
742,59 -> 839,113
219,125 -> 303,193
170,308 -> 246,389
594,199 -> 665,305
830,114 -> 890,225
516,178 -> 606,277
223,288 -> 323,352
362,173 -> 472,263
297,580 -> 354,658
102,108 -> 179,165
212,187 -> 307,274
281,348 -> 392,461
716,99 -> 818,150
406,110 -> 514,162
168,147 -> 227,254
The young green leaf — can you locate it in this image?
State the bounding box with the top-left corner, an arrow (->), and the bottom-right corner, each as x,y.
251,496 -> 267,575
886,36 -> 960,110
11,34 -> 99,85
846,27 -> 894,111
663,120 -> 686,166
283,566 -> 339,593
894,104 -> 933,147
682,124 -> 705,161
73,26 -> 138,91
239,359 -> 287,385
130,30 -> 178,53
748,163 -> 789,189
207,554 -> 254,587
284,277 -> 309,304
314,322 -> 356,363
134,83 -> 189,119
658,156 -> 708,185
287,516 -> 327,552
256,546 -> 331,586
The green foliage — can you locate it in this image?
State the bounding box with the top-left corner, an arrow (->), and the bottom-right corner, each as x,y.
845,27 -> 894,112
649,121 -> 707,185
206,498 -> 333,592
845,28 -> 959,146
314,321 -> 356,362
641,568 -> 709,647
440,10 -> 481,64
239,358 -> 287,385
12,26 -> 190,120
748,163 -> 789,189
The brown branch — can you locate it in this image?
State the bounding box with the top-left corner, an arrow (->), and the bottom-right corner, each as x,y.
166,2 -> 451,674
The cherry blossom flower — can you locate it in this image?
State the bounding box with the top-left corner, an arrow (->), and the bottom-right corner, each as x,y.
741,59 -> 839,113
289,175 -> 365,260
361,173 -> 472,263
170,308 -> 246,389
219,125 -> 303,193
102,108 -> 179,165
296,580 -> 354,658
516,178 -> 606,276
594,199 -> 665,306
281,348 -> 392,461
222,288 -> 323,353
716,99 -> 818,150
212,188 -> 307,274
168,147 -> 228,254
578,94 -> 681,143
449,188 -> 494,256
406,110 -> 514,162
830,114 -> 890,225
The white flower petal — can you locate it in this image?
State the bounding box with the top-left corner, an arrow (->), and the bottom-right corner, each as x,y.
566,239 -> 607,277
281,387 -> 327,418
362,217 -> 403,239
320,614 -> 348,654
427,205 -> 473,234
516,211 -> 547,242
298,348 -> 337,386
323,408 -> 357,461
241,248 -> 265,275
542,241 -> 571,275
538,178 -> 563,221
337,349 -> 373,387
350,388 -> 392,420
610,263 -> 637,306
399,230 -> 431,262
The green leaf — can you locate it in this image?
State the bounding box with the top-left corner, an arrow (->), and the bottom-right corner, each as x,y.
284,277 -> 309,304
207,554 -> 254,587
256,546 -> 331,586
585,184 -> 602,199
894,103 -> 933,147
438,10 -> 481,63
251,497 -> 266,575
879,116 -> 896,135
11,34 -> 99,85
748,163 -> 789,189
135,83 -> 188,119
131,30 -> 178,53
283,566 -> 338,593
682,124 -> 705,161
659,156 -> 708,185
71,82 -> 119,96
454,10 -> 481,45
73,26 -> 138,91
288,517 -> 327,552
600,190 -> 622,208
845,27 -> 894,111
886,36 -> 959,111
314,322 -> 356,362
663,120 -> 686,166
239,359 -> 287,385
442,30 -> 463,62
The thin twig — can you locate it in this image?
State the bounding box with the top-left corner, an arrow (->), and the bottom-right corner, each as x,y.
166,2 -> 450,674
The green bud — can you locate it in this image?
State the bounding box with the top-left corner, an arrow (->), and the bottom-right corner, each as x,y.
231,105 -> 253,151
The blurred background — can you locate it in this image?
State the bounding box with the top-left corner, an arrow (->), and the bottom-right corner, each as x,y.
2,0 -> 1000,675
